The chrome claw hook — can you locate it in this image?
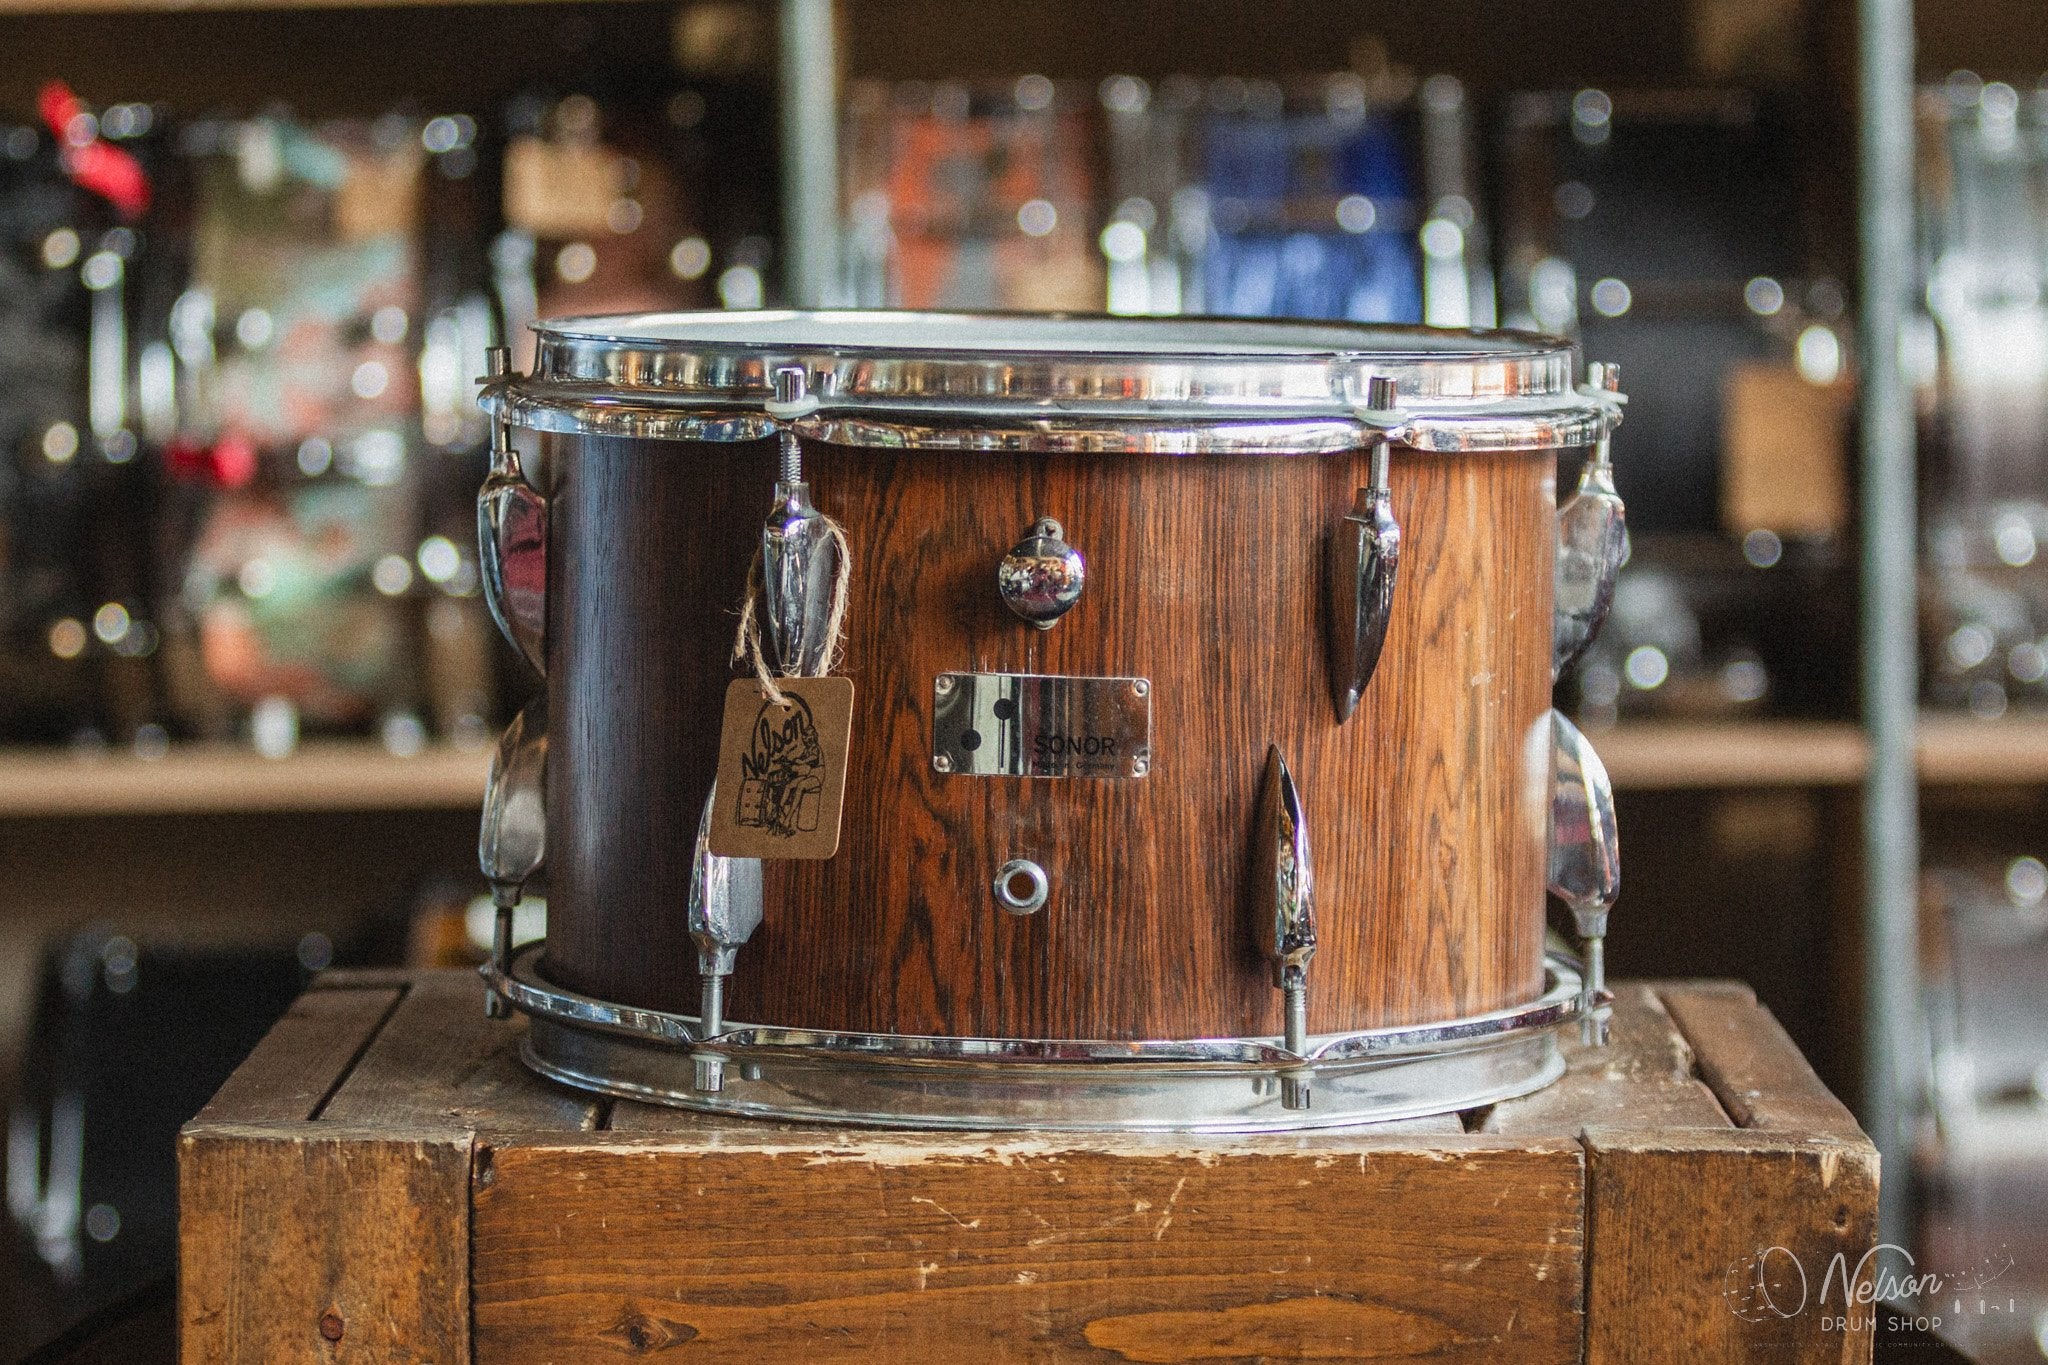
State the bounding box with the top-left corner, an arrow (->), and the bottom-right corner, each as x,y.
1252,745 -> 1317,1108
1554,361 -> 1628,681
1328,375 -> 1403,722
687,783 -> 764,1092
1547,710 -> 1620,1046
478,697 -> 547,1019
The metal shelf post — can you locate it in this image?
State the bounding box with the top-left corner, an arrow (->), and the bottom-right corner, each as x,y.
779,0 -> 844,307
1857,0 -> 1919,1245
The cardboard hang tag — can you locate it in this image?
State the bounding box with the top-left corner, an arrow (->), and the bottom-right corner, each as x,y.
707,676 -> 853,860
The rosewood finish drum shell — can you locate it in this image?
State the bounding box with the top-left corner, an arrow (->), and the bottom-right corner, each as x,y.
481,312 -> 1618,1126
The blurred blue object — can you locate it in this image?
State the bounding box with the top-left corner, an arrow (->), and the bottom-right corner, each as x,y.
1204,230 -> 1421,322
1200,108 -> 1422,322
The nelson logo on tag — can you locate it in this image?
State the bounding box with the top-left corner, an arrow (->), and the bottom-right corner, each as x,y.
708,676 -> 853,860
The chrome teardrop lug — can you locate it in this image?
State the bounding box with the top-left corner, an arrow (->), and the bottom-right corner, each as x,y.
1554,362 -> 1628,680
1326,486 -> 1401,722
477,348 -> 548,677
479,476 -> 548,676
1328,376 -> 1402,722
761,366 -> 840,676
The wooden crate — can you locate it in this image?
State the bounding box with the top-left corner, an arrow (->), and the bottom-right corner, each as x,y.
179,971 -> 1877,1363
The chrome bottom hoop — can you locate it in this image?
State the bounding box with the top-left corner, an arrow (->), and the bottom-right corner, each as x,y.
491,944 -> 1593,1131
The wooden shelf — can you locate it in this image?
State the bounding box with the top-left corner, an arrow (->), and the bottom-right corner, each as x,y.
1916,714 -> 2048,785
0,0 -> 578,12
0,741 -> 488,816
1595,720 -> 1869,790
1597,715 -> 2048,790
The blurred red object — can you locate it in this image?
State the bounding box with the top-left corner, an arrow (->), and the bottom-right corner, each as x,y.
164,435 -> 259,489
38,80 -> 151,219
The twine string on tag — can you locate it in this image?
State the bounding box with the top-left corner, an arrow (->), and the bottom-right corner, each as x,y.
732,517 -> 850,707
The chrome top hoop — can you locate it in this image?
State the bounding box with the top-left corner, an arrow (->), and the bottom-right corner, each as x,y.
479,310 -> 1617,454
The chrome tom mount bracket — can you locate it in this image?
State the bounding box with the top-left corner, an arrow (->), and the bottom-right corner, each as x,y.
1327,375 -> 1406,722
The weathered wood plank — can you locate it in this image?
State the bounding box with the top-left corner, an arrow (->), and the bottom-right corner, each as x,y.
471,1132 -> 1585,1363
1484,984 -> 1731,1135
1486,982 -> 1877,1364
192,985 -> 400,1125
1582,1128 -> 1879,1365
179,1126 -> 472,1365
321,971 -> 599,1132
1660,986 -> 1865,1137
608,1099 -> 776,1133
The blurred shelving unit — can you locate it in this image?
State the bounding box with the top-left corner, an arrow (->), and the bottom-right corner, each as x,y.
0,0 -> 1974,1258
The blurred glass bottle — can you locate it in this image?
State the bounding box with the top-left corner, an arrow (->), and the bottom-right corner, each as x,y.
1094,67 -> 1489,325
0,90 -> 169,749
842,76 -> 1101,310
1917,75 -> 2048,718
1501,87 -> 1854,722
156,115 -> 430,753
494,79 -> 774,359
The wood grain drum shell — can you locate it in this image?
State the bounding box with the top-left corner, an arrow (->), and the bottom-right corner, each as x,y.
538,429 -> 1557,1041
